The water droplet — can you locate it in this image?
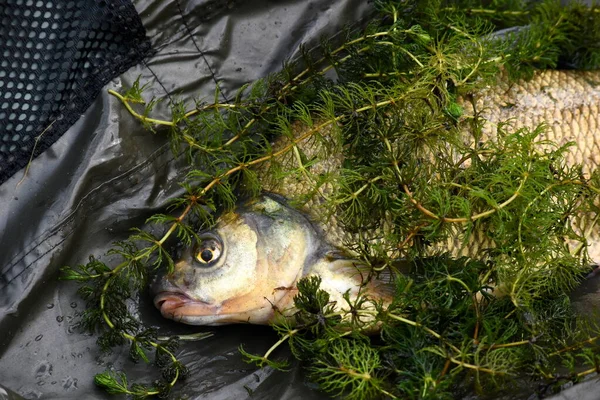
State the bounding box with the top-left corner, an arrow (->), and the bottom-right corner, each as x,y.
35,361 -> 53,379
46,303 -> 54,309
18,388 -> 42,399
61,376 -> 78,391
70,302 -> 77,308
36,381 -> 45,386
51,381 -> 57,385
34,334 -> 43,341
56,316 -> 63,323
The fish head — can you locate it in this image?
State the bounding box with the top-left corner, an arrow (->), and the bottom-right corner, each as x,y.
152,194 -> 325,325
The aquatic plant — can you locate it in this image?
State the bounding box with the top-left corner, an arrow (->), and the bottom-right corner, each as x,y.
61,0 -> 600,398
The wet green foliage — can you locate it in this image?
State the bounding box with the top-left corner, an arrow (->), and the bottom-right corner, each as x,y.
61,0 -> 600,398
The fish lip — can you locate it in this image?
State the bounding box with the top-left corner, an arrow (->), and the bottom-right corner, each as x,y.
154,291 -> 212,316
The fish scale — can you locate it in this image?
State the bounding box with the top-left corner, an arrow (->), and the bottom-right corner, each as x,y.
463,70 -> 600,261
466,70 -> 600,178
260,70 -> 600,261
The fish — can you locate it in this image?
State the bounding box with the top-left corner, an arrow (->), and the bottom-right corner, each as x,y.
152,69 -> 600,326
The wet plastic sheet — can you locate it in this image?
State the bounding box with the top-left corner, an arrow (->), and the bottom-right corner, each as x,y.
0,1 -> 371,398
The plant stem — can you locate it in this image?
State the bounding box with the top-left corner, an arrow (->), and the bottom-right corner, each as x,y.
441,7 -> 529,16
488,340 -> 531,350
380,388 -> 399,399
403,172 -> 526,223
576,366 -> 600,378
449,357 -> 505,375
107,90 -> 175,126
263,329 -> 300,361
158,201 -> 194,246
360,309 -> 461,355
279,31 -> 392,94
550,335 -> 600,356
436,359 -> 452,384
337,176 -> 384,203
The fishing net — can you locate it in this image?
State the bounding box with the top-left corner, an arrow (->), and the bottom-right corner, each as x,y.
0,0 -> 151,185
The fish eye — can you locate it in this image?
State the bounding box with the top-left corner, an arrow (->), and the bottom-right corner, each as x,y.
195,237 -> 222,265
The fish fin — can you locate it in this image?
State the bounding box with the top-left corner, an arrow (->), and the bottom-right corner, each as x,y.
322,252 -> 396,302
262,191 -> 292,206
369,269 -> 397,300
323,248 -> 353,261
585,263 -> 600,279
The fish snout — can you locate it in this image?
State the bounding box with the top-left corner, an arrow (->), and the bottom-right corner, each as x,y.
153,291 -> 188,314
149,246 -> 195,298
150,266 -> 219,323
151,273 -> 185,311
150,269 -> 177,297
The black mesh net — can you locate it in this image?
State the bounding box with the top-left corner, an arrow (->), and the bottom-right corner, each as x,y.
0,0 -> 151,185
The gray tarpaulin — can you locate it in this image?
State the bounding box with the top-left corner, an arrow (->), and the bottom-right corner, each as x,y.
0,1 -> 370,398
2,1 -> 600,400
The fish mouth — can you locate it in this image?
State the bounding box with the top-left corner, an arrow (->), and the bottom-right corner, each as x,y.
154,291 -> 216,320
153,290 -> 279,325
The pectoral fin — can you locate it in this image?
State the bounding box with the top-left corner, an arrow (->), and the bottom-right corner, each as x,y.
320,252 -> 396,305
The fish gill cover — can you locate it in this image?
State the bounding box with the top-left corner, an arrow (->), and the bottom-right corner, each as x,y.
61,0 -> 600,398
